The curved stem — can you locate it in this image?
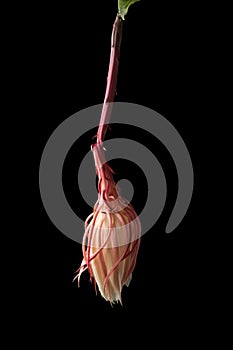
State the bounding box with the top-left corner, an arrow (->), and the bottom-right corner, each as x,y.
96,14 -> 123,144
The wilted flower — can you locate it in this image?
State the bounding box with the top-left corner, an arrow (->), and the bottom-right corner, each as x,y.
74,143 -> 141,304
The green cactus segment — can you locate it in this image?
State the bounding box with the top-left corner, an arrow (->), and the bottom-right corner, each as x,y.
118,0 -> 140,19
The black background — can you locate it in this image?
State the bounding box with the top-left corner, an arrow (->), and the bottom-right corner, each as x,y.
22,0 -> 213,345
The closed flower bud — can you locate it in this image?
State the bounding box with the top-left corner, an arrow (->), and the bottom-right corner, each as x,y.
74,144 -> 141,304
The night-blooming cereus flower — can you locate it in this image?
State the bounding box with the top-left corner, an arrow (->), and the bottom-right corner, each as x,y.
74,144 -> 141,304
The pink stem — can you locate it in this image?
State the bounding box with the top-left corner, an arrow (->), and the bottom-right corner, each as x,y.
96,14 -> 123,144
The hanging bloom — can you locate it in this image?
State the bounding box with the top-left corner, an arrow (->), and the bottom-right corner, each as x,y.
74,144 -> 141,304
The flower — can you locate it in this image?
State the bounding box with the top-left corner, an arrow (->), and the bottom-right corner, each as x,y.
74,144 -> 141,304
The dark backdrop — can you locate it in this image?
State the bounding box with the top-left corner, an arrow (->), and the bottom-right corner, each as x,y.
27,0 -> 209,345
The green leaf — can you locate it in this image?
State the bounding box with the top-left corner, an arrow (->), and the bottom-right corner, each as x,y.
118,0 -> 140,19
